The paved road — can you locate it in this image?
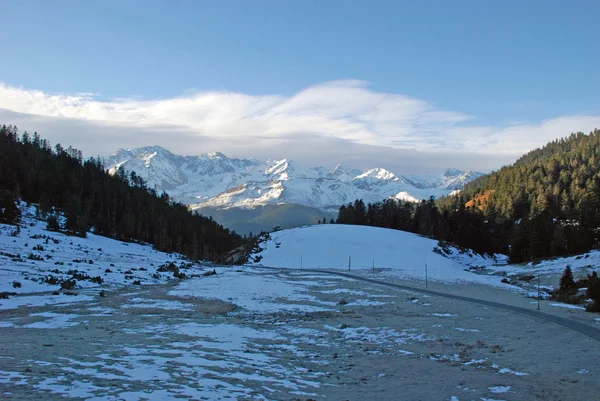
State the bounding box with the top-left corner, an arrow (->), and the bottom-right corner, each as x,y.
256,266 -> 600,342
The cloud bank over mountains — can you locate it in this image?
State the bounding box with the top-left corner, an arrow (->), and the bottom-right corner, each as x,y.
1,80 -> 599,173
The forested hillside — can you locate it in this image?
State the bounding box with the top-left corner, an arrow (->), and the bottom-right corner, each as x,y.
339,130 -> 600,262
0,125 -> 243,261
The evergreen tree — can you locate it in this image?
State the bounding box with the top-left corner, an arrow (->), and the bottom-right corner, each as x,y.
0,190 -> 21,224
557,265 -> 577,301
0,125 -> 244,262
585,271 -> 600,312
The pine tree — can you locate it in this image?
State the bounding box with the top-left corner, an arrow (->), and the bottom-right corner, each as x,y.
585,271 -> 600,312
556,265 -> 577,302
559,265 -> 576,291
0,190 -> 21,224
0,126 -> 244,262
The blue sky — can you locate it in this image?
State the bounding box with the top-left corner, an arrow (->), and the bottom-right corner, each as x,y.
1,0 -> 599,172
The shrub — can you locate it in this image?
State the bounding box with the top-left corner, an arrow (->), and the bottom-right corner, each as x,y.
70,271 -> 91,281
586,271 -> 600,299
61,279 -> 76,290
12,281 -> 22,288
27,253 -> 44,261
46,215 -> 60,231
585,301 -> 600,312
586,271 -> 600,312
157,262 -> 186,279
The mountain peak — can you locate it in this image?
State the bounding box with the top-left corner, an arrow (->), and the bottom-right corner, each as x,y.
444,168 -> 463,177
356,168 -> 399,181
136,145 -> 173,155
206,151 -> 228,160
265,159 -> 289,174
331,164 -> 353,174
264,159 -> 315,181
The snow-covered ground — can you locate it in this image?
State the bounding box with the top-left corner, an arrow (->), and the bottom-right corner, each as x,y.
3,265 -> 598,400
494,249 -> 600,280
250,224 -> 599,297
0,204 -> 212,305
250,224 -> 511,285
2,208 -> 599,400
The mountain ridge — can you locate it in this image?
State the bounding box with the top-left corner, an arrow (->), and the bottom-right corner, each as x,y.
103,145 -> 485,211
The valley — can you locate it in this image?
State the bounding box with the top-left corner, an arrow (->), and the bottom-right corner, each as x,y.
3,3 -> 600,400
1,209 -> 599,400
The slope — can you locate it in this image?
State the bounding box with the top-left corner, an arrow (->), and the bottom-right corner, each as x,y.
0,205 -> 206,306
437,128 -> 600,261
250,224 -> 507,285
0,127 -> 243,261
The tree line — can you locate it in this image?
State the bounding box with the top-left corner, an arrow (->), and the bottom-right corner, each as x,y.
337,197 -> 499,257
0,125 -> 244,262
338,129 -> 600,262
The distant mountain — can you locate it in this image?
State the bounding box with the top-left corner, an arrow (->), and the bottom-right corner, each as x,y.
103,146 -> 484,214
405,169 -> 487,191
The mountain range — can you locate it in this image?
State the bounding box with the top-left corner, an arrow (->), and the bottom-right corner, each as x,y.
103,146 -> 485,233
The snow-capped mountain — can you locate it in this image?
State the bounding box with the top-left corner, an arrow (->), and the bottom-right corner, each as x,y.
103,146 -> 484,212
404,168 -> 485,191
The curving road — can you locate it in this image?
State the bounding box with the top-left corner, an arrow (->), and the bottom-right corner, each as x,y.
256,266 -> 600,342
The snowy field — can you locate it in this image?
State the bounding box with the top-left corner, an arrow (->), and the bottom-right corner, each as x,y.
2,210 -> 600,400
251,224 -> 600,298
0,206 -> 199,299
250,224 -> 508,284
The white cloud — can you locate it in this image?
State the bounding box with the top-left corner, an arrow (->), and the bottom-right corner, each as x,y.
1,80 -> 599,173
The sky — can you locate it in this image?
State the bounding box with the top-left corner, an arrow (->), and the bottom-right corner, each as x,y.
1,0 -> 599,173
